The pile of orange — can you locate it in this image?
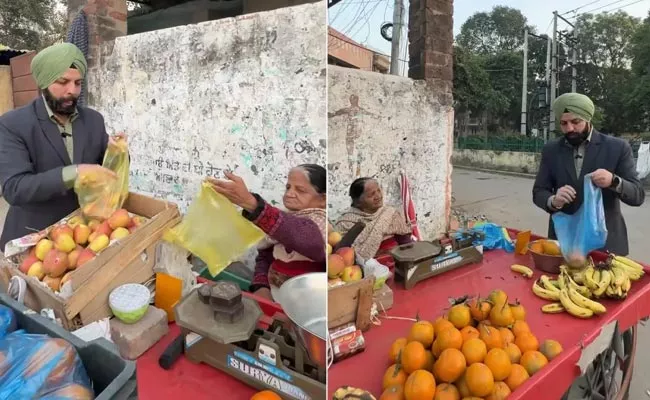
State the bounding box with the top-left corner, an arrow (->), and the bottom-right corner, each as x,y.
380,290 -> 563,400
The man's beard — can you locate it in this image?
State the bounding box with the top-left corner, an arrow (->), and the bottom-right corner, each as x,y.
43,89 -> 78,116
565,126 -> 590,147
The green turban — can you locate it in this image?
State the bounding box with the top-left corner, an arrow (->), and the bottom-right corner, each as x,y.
552,92 -> 595,123
30,43 -> 87,89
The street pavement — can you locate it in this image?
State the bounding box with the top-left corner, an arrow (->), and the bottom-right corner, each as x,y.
452,167 -> 650,399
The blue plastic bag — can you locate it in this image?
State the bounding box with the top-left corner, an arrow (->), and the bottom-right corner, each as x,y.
552,174 -> 608,265
0,305 -> 16,340
469,223 -> 515,253
0,330 -> 94,399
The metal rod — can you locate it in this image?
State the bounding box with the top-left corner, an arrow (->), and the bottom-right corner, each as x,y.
390,0 -> 404,75
521,28 -> 529,135
556,12 -> 576,27
572,29 -> 578,92
544,35 -> 551,142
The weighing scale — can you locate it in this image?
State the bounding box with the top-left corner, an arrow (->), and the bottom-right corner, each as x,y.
391,230 -> 485,289
173,281 -> 326,400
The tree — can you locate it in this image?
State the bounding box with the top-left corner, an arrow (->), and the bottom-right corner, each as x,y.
457,6 -> 532,55
0,0 -> 67,51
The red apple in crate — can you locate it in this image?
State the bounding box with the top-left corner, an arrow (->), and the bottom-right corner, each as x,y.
94,221 -> 113,237
43,275 -> 62,291
335,247 -> 355,266
87,219 -> 101,231
327,254 -> 346,279
27,262 -> 45,280
76,249 -> 96,268
73,224 -> 91,245
19,253 -> 40,274
68,246 -> 83,270
128,215 -> 146,229
42,249 -> 69,278
340,265 -> 363,283
50,225 -> 73,243
108,209 -> 130,230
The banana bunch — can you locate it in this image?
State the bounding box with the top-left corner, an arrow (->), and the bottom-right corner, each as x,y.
581,254 -> 644,300
534,269 -> 607,319
332,386 -> 377,400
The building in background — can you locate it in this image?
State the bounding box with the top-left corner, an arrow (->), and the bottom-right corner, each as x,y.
328,27 -> 389,74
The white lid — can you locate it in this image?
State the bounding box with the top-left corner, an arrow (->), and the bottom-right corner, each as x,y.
109,283 -> 150,313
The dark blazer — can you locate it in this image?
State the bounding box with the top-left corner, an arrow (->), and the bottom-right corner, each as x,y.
532,130 -> 645,256
0,97 -> 108,251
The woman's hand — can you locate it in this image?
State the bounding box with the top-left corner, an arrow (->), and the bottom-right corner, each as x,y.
208,171 -> 258,212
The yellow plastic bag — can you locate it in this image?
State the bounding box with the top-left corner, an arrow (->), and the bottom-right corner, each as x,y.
74,137 -> 130,220
163,181 -> 265,277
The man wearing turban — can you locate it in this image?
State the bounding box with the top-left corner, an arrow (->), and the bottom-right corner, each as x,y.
532,92 -> 645,256
0,43 -> 118,251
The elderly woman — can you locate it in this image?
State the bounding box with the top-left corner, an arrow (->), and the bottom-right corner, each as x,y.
210,164 -> 326,300
335,177 -> 413,261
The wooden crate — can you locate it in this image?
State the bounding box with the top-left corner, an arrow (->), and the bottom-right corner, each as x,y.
0,192 -> 181,330
327,276 -> 374,332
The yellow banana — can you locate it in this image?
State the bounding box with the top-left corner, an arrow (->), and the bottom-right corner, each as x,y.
567,286 -> 606,315
532,280 -> 560,301
611,266 -> 626,287
511,264 -> 534,278
559,289 -> 594,319
540,275 -> 560,293
584,267 -> 598,291
593,270 -> 611,297
613,255 -> 644,273
572,269 -> 586,285
562,270 -> 592,298
623,275 -> 631,292
611,259 -> 643,281
605,285 -> 616,297
541,302 -> 565,314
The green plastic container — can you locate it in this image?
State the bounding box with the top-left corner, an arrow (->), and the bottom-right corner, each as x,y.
199,267 -> 251,291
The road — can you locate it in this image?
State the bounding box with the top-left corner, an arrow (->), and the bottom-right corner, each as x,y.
452,168 -> 650,399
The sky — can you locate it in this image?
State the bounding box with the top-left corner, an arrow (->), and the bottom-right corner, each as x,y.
328,0 -> 650,75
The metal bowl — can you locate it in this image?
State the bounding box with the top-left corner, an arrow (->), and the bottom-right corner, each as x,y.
274,272 -> 327,368
529,240 -> 564,274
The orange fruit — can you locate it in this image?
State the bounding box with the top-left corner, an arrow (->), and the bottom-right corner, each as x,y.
465,363 -> 495,397
433,348 -> 466,383
504,343 -> 522,364
401,341 -> 428,374
408,321 -> 435,348
483,348 -> 512,381
436,327 -> 463,352
542,240 -> 561,256
488,290 -> 507,307
505,364 -> 529,391
389,338 -> 408,363
404,370 -> 436,400
383,364 -> 408,390
460,326 -> 480,343
432,339 -> 443,358
530,241 -> 544,254
489,302 -> 515,327
423,351 -> 434,371
469,298 -> 492,322
510,302 -> 526,321
434,317 -> 456,336
498,328 -> 514,346
461,338 -> 487,365
515,332 -> 539,354
511,320 -> 531,338
485,381 -> 512,400
478,324 -> 503,350
433,383 -> 460,400
380,384 -> 405,400
448,304 -> 472,329
250,390 -> 282,400
455,373 -> 472,398
539,339 -> 563,361
520,350 -> 549,376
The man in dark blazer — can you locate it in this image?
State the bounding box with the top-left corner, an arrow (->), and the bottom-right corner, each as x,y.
0,43 -> 118,252
533,92 -> 645,256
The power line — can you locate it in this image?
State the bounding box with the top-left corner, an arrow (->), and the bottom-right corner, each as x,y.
561,0 -> 604,15
601,0 -> 649,13
569,0 -> 627,17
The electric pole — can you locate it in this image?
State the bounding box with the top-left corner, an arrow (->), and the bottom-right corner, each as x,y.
520,28 -> 528,136
390,0 -> 404,75
549,11 -> 558,134
544,36 -> 551,142
571,29 -> 578,92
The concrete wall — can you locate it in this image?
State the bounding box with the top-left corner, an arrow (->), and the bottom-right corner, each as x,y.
327,66 -> 454,239
88,3 -> 326,213
0,66 -> 12,115
452,149 -> 541,175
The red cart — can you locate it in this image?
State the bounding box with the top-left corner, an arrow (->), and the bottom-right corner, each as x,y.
328,238 -> 650,400
135,285 -> 286,399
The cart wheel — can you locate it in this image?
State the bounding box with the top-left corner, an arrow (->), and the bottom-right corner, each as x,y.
561,325 -> 636,400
